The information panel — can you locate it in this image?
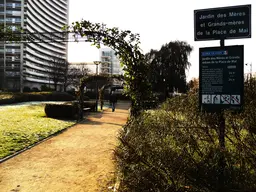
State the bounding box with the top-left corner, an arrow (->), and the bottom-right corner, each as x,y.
199,46 -> 244,112
194,5 -> 251,41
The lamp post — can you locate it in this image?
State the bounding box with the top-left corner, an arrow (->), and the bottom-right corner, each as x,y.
93,61 -> 101,112
93,61 -> 110,111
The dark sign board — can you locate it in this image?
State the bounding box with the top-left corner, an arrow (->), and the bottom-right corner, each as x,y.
194,5 -> 251,41
199,45 -> 244,112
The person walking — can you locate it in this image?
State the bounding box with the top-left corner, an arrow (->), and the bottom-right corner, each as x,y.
109,92 -> 117,112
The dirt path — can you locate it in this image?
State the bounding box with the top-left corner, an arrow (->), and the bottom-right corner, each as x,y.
0,101 -> 130,192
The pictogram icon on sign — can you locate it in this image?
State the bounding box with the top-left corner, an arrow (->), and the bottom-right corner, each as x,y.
212,95 -> 220,104
202,95 -> 211,104
231,95 -> 241,105
220,95 -> 230,104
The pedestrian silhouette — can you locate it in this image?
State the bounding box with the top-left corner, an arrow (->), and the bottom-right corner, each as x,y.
109,92 -> 117,112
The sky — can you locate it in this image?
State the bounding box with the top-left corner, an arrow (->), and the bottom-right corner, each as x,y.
68,0 -> 255,80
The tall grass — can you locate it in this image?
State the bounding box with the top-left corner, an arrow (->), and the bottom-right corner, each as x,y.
115,79 -> 256,192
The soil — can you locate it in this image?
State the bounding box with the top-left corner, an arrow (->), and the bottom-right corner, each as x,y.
0,101 -> 130,192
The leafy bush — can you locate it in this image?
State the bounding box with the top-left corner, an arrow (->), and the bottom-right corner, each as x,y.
0,92 -> 75,105
0,98 -> 15,105
84,91 -> 96,100
45,92 -> 75,101
66,90 -> 76,97
14,93 -> 46,102
115,79 -> 256,192
83,101 -> 97,112
84,95 -> 90,101
141,100 -> 158,110
23,86 -> 31,92
45,103 -> 78,119
31,87 -> 40,92
41,85 -> 54,92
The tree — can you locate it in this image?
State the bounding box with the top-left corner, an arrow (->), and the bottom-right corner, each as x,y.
187,78 -> 199,92
145,41 -> 193,97
67,20 -> 153,117
48,56 -> 66,91
63,63 -> 91,91
77,74 -> 123,119
145,49 -> 162,93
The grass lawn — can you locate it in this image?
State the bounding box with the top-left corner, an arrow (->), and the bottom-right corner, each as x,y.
0,104 -> 76,159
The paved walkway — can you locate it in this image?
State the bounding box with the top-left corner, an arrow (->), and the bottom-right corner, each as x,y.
0,101 -> 130,192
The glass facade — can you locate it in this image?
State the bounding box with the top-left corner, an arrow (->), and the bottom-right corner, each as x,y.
0,0 -> 69,91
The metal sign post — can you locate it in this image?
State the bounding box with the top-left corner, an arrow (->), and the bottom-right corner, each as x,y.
195,4 -> 251,192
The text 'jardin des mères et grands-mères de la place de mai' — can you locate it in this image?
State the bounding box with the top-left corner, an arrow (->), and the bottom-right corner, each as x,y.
194,4 -> 251,112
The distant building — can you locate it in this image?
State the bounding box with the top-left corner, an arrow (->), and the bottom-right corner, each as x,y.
0,0 -> 69,91
99,48 -> 123,75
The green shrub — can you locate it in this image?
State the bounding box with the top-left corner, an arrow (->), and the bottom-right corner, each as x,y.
45,103 -> 78,119
0,92 -> 75,105
41,85 -> 54,92
23,86 -> 31,92
31,87 -> 40,92
141,100 -> 158,109
66,90 -> 76,97
45,92 -> 75,101
83,101 -> 97,112
84,91 -> 96,100
13,93 -> 46,102
115,79 -> 256,192
0,98 -> 15,105
83,95 -> 90,101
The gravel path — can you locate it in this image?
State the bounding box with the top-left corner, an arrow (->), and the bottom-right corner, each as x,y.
0,101 -> 130,192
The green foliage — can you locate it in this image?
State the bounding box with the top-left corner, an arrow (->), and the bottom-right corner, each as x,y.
41,85 -> 54,92
83,101 -> 97,112
45,103 -> 78,119
0,92 -> 75,105
45,92 -> 75,101
64,63 -> 91,91
77,74 -> 124,119
68,20 -> 153,117
23,86 -> 39,92
115,80 -> 256,191
23,86 -> 31,92
0,104 -> 75,159
145,41 -> 193,95
31,87 -> 40,92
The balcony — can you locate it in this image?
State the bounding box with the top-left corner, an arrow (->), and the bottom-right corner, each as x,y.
5,71 -> 20,77
101,64 -> 111,69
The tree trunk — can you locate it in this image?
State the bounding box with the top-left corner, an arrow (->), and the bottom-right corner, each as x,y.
78,84 -> 84,120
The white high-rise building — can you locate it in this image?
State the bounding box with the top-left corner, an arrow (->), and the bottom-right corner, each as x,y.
99,48 -> 123,75
0,0 -> 69,91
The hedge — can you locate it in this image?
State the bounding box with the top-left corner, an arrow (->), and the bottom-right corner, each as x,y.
115,79 -> 256,192
45,103 -> 78,119
83,101 -> 97,112
0,92 -> 75,105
